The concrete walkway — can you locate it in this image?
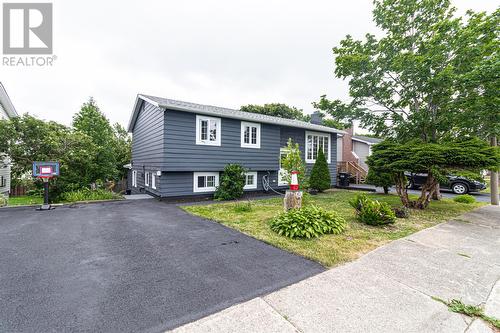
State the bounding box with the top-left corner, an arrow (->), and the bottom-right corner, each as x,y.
171,205 -> 500,333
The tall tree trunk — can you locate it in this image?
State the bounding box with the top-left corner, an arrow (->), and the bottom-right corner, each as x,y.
414,171 -> 438,209
491,136 -> 499,206
432,184 -> 442,200
395,173 -> 411,207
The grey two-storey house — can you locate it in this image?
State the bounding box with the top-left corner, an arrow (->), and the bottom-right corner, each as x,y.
127,95 -> 345,198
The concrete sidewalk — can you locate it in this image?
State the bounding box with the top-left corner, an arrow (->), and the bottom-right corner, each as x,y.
171,205 -> 500,333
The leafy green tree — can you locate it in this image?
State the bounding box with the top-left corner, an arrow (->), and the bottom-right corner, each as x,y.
309,149 -> 331,192
281,139 -> 308,189
367,138 -> 498,209
72,98 -> 118,183
365,169 -> 393,194
451,9 -> 500,205
214,164 -> 246,200
240,103 -> 308,121
316,0 -> 461,141
111,123 -> 132,180
0,115 -> 97,197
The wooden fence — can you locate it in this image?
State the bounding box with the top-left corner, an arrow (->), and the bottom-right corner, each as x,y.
10,185 -> 28,197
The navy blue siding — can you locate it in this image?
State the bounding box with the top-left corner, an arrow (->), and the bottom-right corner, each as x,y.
131,101 -> 165,169
131,101 -> 165,196
164,110 -> 281,172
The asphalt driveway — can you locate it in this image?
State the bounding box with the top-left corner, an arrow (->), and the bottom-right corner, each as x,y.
0,199 -> 323,332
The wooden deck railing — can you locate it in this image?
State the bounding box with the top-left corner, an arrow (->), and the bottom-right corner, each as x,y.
337,161 -> 368,184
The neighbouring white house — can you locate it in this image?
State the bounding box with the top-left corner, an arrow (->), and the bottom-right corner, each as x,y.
0,82 -> 18,197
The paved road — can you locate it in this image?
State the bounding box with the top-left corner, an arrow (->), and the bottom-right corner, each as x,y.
351,184 -> 496,203
174,205 -> 500,333
0,200 -> 323,332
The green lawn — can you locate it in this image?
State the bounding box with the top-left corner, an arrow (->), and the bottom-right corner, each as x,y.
7,195 -> 43,206
182,190 -> 485,267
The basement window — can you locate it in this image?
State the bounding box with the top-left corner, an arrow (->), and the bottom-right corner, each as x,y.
132,170 -> 137,187
244,172 -> 258,189
193,172 -> 219,193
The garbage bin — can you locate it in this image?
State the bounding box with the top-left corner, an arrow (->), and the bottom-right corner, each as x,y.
338,172 -> 350,187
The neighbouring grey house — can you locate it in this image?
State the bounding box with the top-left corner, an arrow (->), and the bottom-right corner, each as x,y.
0,82 -> 18,197
351,135 -> 383,171
127,95 -> 345,198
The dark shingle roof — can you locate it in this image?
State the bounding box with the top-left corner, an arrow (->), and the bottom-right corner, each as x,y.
128,94 -> 346,135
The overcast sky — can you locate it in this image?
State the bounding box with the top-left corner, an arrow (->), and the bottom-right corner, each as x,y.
2,0 -> 497,129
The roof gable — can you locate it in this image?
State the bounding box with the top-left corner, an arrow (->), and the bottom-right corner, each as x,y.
0,82 -> 18,118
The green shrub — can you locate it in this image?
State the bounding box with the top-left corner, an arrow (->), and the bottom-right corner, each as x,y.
309,149 -> 331,192
59,188 -> 121,203
349,193 -> 396,225
233,201 -> 253,213
0,194 -> 7,207
214,164 -> 246,201
453,194 -> 476,204
270,205 -> 347,239
348,193 -> 371,211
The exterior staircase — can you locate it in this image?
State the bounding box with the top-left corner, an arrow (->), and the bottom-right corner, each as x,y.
337,161 -> 368,184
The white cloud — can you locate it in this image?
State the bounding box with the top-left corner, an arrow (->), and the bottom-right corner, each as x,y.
1,0 -> 496,128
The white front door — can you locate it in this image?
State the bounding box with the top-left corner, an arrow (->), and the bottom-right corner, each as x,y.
278,148 -> 289,186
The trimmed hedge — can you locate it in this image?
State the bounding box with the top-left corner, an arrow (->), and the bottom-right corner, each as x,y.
453,194 -> 476,204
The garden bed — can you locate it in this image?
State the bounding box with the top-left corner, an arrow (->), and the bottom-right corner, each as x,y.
182,190 -> 485,267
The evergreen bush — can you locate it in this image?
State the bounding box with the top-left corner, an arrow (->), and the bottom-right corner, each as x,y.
309,149 -> 331,192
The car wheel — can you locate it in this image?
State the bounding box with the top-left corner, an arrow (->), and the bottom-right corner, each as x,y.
451,182 -> 468,194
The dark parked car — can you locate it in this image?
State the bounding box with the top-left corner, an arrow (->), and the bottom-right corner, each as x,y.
406,173 -> 487,194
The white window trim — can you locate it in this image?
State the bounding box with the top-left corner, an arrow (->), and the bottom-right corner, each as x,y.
151,174 -> 156,189
196,115 -> 221,146
240,122 -> 261,149
305,131 -> 331,164
193,172 -> 220,193
132,170 -> 137,187
244,171 -> 258,190
145,172 -> 150,187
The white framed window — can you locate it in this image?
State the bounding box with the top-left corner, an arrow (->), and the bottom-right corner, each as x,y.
151,174 -> 156,189
241,122 -> 261,148
305,131 -> 331,164
145,172 -> 150,187
193,172 -> 219,193
244,172 -> 258,189
132,170 -> 137,187
196,115 -> 221,146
